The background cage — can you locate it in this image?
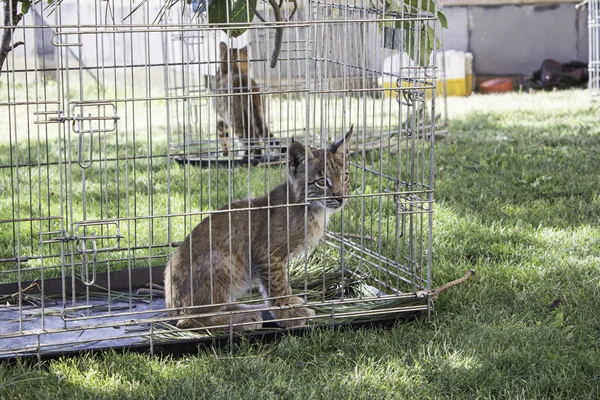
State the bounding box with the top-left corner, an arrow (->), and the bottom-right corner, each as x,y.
0,0 -> 439,359
591,0 -> 600,99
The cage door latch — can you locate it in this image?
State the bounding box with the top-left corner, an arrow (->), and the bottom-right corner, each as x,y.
74,221 -> 123,286
33,103 -> 120,129
78,232 -> 98,286
33,110 -> 67,125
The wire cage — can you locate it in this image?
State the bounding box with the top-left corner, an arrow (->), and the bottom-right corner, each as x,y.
0,0 -> 439,359
591,0 -> 600,99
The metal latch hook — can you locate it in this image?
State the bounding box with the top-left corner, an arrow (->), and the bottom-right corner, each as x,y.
77,115 -> 94,169
79,232 -> 97,286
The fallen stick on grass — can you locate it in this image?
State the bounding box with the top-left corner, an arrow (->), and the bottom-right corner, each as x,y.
431,269 -> 475,301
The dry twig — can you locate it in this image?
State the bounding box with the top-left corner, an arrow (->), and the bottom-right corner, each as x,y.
431,269 -> 475,301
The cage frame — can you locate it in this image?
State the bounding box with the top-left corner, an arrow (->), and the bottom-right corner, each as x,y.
0,0 -> 440,360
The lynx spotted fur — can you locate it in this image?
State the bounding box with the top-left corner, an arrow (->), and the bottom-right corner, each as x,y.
164,127 -> 354,330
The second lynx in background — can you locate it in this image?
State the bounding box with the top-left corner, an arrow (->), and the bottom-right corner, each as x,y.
214,42 -> 281,160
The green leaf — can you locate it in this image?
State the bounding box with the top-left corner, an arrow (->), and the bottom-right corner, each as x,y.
21,0 -> 33,14
406,24 -> 439,66
408,0 -> 435,14
437,11 -> 448,29
208,0 -> 257,38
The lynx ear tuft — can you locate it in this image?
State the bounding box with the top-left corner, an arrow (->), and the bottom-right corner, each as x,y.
328,125 -> 354,153
288,141 -> 308,175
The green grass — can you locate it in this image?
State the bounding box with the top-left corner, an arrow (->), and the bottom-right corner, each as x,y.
1,90 -> 600,398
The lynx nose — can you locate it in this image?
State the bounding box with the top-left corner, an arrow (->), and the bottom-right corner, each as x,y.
325,193 -> 344,209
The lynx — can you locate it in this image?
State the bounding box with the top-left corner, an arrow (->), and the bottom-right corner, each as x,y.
164,127 -> 354,331
214,42 -> 280,160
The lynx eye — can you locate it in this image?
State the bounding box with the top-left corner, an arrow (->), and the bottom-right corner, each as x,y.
314,177 -> 333,189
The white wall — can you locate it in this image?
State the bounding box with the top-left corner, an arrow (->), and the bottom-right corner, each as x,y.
441,3 -> 589,75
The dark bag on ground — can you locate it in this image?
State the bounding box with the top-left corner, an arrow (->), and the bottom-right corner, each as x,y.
525,59 -> 588,90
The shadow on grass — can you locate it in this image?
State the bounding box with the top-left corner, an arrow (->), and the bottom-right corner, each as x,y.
1,320 -> 597,398
435,110 -> 600,230
431,108 -> 600,309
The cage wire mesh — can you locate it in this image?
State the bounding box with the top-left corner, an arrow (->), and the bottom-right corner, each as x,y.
0,0 -> 441,358
590,0 -> 600,99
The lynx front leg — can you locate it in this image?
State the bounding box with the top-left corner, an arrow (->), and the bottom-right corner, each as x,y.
217,120 -> 230,156
260,260 -> 315,328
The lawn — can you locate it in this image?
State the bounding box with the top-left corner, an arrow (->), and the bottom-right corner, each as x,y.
1,90 -> 599,399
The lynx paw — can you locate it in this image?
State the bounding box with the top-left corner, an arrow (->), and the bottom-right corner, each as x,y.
174,312 -> 263,332
273,297 -> 315,328
175,317 -> 200,330
232,311 -> 263,331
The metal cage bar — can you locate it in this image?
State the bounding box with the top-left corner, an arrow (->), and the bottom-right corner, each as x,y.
590,0 -> 600,99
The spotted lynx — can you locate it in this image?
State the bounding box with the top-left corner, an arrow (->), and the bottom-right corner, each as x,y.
214,42 -> 281,159
164,127 -> 353,330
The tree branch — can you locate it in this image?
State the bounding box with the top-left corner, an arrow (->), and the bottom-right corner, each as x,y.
6,40 -> 24,52
288,0 -> 297,20
267,0 -> 282,68
267,0 -> 298,68
248,0 -> 266,22
0,0 -> 24,78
